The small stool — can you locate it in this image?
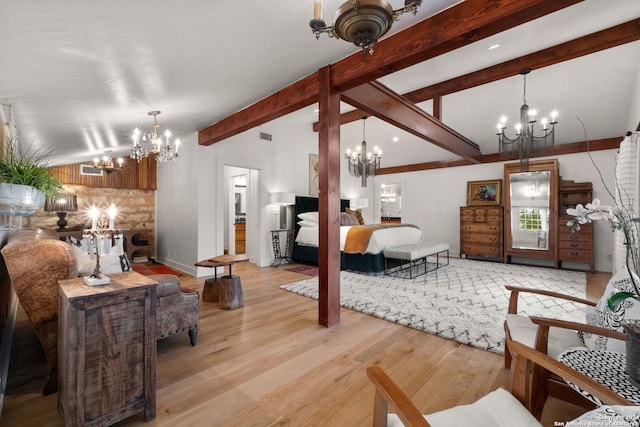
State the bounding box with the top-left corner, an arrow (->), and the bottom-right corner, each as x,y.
202,277 -> 220,302
195,259 -> 231,303
219,275 -> 244,310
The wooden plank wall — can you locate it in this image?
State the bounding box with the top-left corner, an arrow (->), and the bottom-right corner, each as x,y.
49,156 -> 156,190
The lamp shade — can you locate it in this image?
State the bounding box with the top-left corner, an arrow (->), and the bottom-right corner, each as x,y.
45,194 -> 78,212
350,198 -> 368,209
270,192 -> 295,206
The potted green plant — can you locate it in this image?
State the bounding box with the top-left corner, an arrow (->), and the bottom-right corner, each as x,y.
0,139 -> 62,216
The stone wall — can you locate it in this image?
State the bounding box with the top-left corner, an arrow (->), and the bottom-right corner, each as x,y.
26,184 -> 155,256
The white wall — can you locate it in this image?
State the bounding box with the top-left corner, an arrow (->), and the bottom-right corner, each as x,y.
373,150 -> 618,272
155,131 -> 200,275
628,66 -> 640,132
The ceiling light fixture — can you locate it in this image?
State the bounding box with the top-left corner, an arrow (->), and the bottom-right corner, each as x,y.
94,151 -> 124,173
310,0 -> 422,55
130,110 -> 181,163
497,68 -> 558,172
345,117 -> 381,187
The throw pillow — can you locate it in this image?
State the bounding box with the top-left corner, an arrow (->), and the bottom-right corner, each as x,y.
69,241 -> 132,276
297,220 -> 318,228
346,208 -> 365,225
583,270 -> 640,354
71,244 -> 95,276
340,212 -> 360,226
297,211 -> 319,223
100,252 -> 132,274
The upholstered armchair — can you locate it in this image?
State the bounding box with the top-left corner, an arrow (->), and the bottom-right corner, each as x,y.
367,341 -> 635,427
1,229 -> 199,395
148,273 -> 198,346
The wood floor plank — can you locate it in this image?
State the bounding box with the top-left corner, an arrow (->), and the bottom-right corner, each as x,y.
1,263 -> 608,426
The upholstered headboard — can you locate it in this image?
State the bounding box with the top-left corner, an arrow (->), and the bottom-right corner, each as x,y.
294,196 -> 349,237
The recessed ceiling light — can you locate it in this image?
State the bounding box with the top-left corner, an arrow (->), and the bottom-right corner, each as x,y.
393,136 -> 399,142
488,44 -> 500,50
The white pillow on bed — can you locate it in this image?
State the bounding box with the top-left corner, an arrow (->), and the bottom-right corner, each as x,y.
297,211 -> 319,223
297,220 -> 318,228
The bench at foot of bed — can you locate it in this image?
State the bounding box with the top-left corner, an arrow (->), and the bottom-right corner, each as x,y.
383,242 -> 449,278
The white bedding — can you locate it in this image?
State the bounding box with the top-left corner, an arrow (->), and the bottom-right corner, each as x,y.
294,225 -> 423,254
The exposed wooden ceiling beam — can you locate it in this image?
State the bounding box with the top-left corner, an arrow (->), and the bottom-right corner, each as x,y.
314,18 -> 640,130
341,81 -> 482,163
199,0 -> 582,146
199,74 -> 320,147
329,0 -> 583,92
376,137 -> 622,174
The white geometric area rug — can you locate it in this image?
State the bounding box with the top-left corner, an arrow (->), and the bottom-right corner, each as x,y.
280,258 -> 587,355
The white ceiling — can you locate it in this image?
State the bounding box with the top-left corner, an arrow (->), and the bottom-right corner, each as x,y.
1,0 -> 639,167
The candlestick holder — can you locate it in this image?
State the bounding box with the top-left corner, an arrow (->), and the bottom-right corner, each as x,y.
82,227 -> 120,286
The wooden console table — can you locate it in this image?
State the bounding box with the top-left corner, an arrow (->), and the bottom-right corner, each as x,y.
195,254 -> 248,309
58,272 -> 158,426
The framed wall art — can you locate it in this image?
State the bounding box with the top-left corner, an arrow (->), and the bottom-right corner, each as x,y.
309,153 -> 319,196
466,179 -> 502,206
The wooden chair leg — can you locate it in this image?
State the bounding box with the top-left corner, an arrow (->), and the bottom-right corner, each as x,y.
504,344 -> 512,369
372,389 -> 389,427
504,322 -> 512,369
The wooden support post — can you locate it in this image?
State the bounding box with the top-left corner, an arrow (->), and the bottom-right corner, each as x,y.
317,65 -> 341,327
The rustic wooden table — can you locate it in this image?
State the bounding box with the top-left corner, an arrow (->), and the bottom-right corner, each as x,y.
195,254 -> 249,308
58,272 -> 158,426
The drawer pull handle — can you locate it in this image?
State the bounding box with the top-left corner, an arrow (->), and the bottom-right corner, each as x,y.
570,235 -> 578,240
571,251 -> 579,255
570,243 -> 578,248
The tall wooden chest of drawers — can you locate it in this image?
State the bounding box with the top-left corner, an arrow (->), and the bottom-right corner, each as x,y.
558,180 -> 594,272
460,206 -> 503,259
58,272 -> 157,426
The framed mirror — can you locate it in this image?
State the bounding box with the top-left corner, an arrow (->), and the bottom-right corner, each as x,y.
503,159 -> 558,265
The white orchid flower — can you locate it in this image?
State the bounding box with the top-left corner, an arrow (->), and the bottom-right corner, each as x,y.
585,199 -> 613,221
566,204 -> 591,224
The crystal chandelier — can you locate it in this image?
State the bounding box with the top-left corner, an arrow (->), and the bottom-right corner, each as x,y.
310,0 -> 422,55
131,110 -> 181,163
94,151 -> 124,173
345,117 -> 381,187
497,69 -> 558,172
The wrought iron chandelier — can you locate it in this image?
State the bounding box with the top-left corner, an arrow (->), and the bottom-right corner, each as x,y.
130,110 -> 181,163
345,117 -> 381,187
310,0 -> 422,55
497,69 -> 558,172
94,151 -> 124,173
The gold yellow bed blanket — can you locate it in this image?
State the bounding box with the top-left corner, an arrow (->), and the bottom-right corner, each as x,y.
343,224 -> 419,255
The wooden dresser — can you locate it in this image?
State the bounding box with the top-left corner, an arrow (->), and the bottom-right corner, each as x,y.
58,272 -> 157,426
557,180 -> 594,272
460,206 -> 503,260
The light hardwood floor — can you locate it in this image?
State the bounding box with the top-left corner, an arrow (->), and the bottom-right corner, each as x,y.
1,262 -> 610,426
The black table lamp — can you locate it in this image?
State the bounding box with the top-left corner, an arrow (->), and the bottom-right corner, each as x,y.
45,194 -> 78,231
